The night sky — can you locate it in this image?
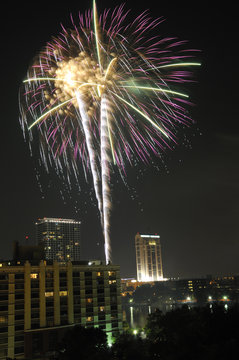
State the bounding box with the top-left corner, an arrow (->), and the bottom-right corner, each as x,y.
1,1 -> 238,279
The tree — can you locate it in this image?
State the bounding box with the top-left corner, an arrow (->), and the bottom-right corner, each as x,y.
56,325 -> 111,360
145,304 -> 239,360
112,331 -> 150,360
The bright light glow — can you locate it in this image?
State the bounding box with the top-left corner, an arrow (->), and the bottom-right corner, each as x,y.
138,275 -> 165,282
65,71 -> 75,86
141,235 -> 160,238
36,218 -> 81,224
30,273 -> 38,279
149,241 -> 156,245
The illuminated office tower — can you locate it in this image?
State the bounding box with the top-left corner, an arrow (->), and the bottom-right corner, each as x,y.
36,218 -> 81,262
135,233 -> 163,281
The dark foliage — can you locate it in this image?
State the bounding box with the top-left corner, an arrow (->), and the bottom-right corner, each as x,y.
56,325 -> 111,360
54,305 -> 239,360
145,304 -> 239,360
112,332 -> 150,360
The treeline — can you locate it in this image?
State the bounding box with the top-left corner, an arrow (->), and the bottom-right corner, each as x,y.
55,304 -> 239,359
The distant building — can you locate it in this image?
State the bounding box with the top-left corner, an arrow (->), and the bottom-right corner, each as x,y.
36,217 -> 81,262
135,233 -> 163,281
121,278 -> 151,297
0,260 -> 122,359
125,275 -> 239,312
13,241 -> 44,262
121,275 -> 239,329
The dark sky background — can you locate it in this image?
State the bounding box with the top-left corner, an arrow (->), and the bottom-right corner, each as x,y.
1,1 -> 238,279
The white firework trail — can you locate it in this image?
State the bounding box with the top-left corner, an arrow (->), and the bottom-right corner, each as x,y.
75,91 -> 103,225
100,94 -> 112,264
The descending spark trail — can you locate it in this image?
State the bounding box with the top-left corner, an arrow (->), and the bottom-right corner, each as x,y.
100,94 -> 112,263
75,91 -> 103,225
19,1 -> 200,263
93,0 -> 102,71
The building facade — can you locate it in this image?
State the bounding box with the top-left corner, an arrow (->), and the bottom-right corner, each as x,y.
0,260 -> 122,359
36,218 -> 81,262
135,233 -> 163,282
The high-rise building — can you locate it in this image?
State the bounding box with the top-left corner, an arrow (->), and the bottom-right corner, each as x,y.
0,260 -> 122,359
36,218 -> 81,262
135,233 -> 163,281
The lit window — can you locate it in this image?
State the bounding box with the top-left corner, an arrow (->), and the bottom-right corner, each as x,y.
99,306 -> 105,312
149,241 -> 156,246
97,272 -> 102,277
86,317 -> 93,322
108,271 -> 116,277
0,316 -> 6,323
59,291 -> 68,296
45,292 -> 54,297
87,298 -> 93,303
30,274 -> 38,279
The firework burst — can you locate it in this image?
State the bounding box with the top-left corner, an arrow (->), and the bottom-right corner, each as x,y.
19,0 -> 200,263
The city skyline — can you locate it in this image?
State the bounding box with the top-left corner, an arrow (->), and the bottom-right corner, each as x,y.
1,1 -> 238,279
